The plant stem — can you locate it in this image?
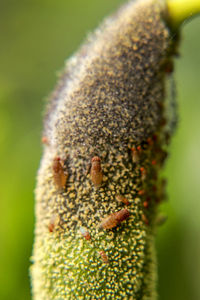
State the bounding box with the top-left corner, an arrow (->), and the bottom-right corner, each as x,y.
167,0 -> 200,28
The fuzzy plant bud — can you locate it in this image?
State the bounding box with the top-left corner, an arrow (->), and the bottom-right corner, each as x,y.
31,0 -> 180,299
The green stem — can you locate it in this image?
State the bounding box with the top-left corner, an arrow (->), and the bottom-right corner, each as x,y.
167,0 -> 200,28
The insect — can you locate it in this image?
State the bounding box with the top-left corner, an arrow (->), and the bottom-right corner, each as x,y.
143,201 -> 149,208
48,214 -> 59,233
131,146 -> 141,163
142,214 -> 149,225
90,156 -> 103,187
140,167 -> 147,181
41,136 -> 49,145
147,137 -> 153,146
99,250 -> 109,264
164,59 -> 174,74
79,227 -> 91,240
151,160 -> 157,165
116,195 -> 130,205
100,209 -> 130,230
138,189 -> 145,196
52,156 -> 68,189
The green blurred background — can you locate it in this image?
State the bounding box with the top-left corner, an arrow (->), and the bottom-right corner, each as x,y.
0,0 -> 199,299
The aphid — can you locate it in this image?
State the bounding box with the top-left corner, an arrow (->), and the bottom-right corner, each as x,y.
138,189 -> 145,196
131,146 -> 141,163
152,134 -> 158,142
116,195 -> 130,205
147,137 -> 153,146
52,156 -> 68,189
142,214 -> 149,225
140,167 -> 147,181
99,250 -> 109,264
151,160 -> 157,165
100,208 -> 130,230
143,201 -> 149,208
90,156 -> 103,187
79,226 -> 91,241
48,214 -> 59,233
164,59 -> 174,74
160,118 -> 167,127
41,136 -> 49,145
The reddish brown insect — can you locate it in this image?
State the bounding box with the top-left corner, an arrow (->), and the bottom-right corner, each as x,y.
143,201 -> 149,208
52,156 -> 68,189
151,160 -> 157,165
100,208 -> 130,230
80,227 -> 91,241
90,156 -> 103,187
164,59 -> 174,74
41,136 -> 49,145
140,167 -> 147,180
138,189 -> 145,196
147,137 -> 153,146
131,146 -> 141,163
116,195 -> 130,205
48,214 -> 59,233
99,250 -> 109,264
142,214 -> 149,225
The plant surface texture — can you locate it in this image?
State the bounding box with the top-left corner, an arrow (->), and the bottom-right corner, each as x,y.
31,0 -> 178,299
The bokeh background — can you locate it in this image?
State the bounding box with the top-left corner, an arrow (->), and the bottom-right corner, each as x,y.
0,0 -> 200,299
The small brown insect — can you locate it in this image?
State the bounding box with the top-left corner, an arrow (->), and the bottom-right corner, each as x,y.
52,156 -> 68,189
142,214 -> 149,225
143,201 -> 149,208
152,134 -> 158,142
48,214 -> 59,233
140,167 -> 147,180
116,195 -> 130,205
90,156 -> 103,187
80,227 -> 91,241
138,189 -> 145,196
160,118 -> 167,127
151,160 -> 157,165
99,250 -> 109,264
147,137 -> 153,146
100,208 -> 130,230
41,136 -> 49,145
131,146 -> 141,163
164,59 -> 174,74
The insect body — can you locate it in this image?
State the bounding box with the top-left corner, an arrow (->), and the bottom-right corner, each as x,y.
99,250 -> 109,264
80,227 -> 91,240
100,209 -> 130,230
52,157 -> 68,189
48,214 -> 59,233
90,156 -> 103,187
116,195 -> 130,205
